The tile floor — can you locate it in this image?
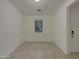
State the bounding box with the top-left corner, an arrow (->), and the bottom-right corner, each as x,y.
7,42 -> 79,59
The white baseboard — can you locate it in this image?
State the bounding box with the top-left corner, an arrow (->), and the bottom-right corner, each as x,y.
24,41 -> 53,43
0,56 -> 9,59
0,41 -> 25,59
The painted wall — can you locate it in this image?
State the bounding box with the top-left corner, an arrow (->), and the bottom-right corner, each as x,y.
52,0 -> 77,54
53,6 -> 67,54
24,15 -> 54,42
23,0 -> 78,54
0,0 -> 77,58
0,0 -> 24,58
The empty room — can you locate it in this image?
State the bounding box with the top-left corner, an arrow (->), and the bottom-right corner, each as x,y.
0,0 -> 79,59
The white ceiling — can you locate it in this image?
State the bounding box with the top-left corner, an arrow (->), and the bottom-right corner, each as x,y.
9,0 -> 66,15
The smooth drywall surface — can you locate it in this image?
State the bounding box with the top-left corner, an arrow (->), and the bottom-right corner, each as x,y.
24,15 -> 54,42
0,0 -> 24,58
53,4 -> 67,54
52,0 -> 77,54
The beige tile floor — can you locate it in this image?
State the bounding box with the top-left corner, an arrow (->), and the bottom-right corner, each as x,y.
7,42 -> 79,59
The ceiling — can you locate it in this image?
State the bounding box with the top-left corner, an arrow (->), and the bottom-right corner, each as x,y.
9,0 -> 66,15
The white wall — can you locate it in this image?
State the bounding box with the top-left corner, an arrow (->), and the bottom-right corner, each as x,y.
53,6 -> 67,54
0,0 -> 77,58
52,0 -> 77,54
24,15 -> 54,42
23,0 -> 78,55
0,0 -> 24,58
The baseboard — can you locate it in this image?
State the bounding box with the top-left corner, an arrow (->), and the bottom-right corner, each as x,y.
24,41 -> 53,43
5,41 -> 25,59
0,56 -> 9,59
52,41 -> 69,55
24,41 -> 68,55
